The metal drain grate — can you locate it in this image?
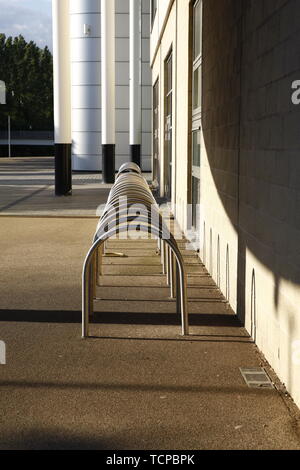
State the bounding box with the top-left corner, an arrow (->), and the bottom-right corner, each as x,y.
239,367 -> 274,389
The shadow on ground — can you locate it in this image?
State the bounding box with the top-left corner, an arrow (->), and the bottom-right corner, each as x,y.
0,309 -> 242,327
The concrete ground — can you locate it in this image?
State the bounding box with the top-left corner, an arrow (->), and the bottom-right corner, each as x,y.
0,158 -> 300,449
1,217 -> 300,450
0,157 -> 112,216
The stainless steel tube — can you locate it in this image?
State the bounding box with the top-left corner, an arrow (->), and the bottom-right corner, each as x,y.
82,163 -> 189,338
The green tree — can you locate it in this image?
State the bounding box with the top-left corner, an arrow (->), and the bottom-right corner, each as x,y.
0,34 -> 53,131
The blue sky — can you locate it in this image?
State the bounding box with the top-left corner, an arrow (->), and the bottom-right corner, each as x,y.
0,0 -> 52,49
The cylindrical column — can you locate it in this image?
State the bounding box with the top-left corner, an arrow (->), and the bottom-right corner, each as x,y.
101,0 -> 115,184
129,0 -> 142,167
52,0 -> 72,196
70,0 -> 102,172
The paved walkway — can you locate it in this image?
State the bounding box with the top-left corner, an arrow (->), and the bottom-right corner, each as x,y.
0,158 -> 300,449
0,217 -> 300,450
0,157 -> 111,217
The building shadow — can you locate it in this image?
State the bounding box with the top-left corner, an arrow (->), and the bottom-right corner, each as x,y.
0,309 -> 242,328
201,0 -> 300,332
0,428 -> 124,450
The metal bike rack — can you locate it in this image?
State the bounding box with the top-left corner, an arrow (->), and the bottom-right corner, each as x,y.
82,163 -> 189,338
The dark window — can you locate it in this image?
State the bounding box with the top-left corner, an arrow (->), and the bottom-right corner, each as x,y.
151,0 -> 157,28
152,79 -> 160,184
192,0 -> 202,113
191,0 -> 202,231
164,51 -> 173,200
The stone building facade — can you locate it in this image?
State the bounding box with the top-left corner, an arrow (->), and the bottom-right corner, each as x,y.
150,0 -> 300,408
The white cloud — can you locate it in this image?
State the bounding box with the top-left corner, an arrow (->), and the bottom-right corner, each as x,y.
0,0 -> 52,50
13,24 -> 30,31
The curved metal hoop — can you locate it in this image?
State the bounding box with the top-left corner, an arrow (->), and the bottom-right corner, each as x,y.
82,164 -> 189,339
82,224 -> 188,338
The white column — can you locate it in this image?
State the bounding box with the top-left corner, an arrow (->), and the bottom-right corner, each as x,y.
129,0 -> 142,165
52,0 -> 72,195
101,0 -> 115,182
52,0 -> 71,145
70,0 -> 102,172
